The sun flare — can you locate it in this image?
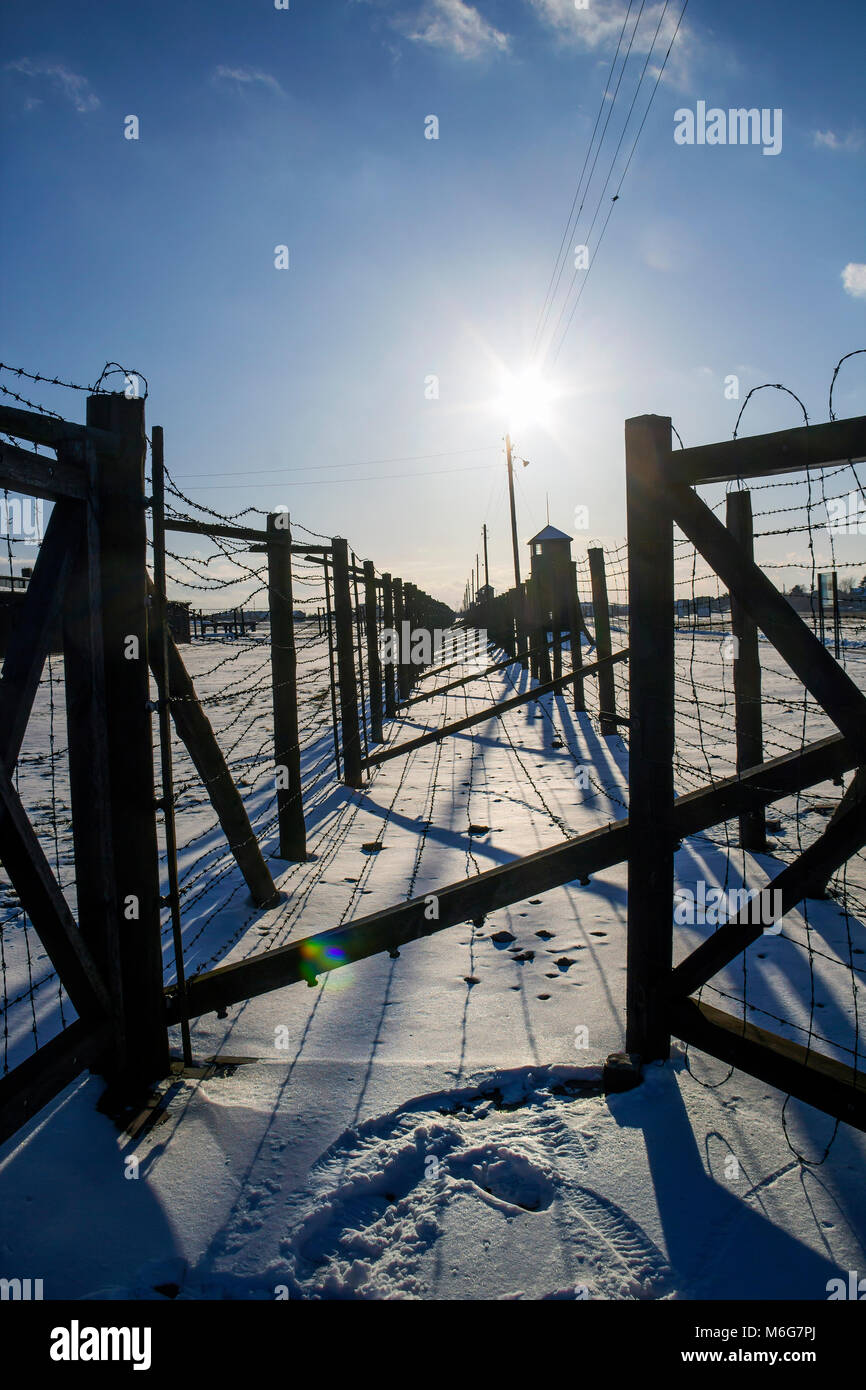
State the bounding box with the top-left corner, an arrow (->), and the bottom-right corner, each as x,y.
493,366 -> 561,432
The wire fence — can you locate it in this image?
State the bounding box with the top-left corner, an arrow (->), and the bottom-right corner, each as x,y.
1,356 -> 864,1163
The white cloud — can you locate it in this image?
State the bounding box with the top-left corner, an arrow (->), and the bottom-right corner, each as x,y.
6,58 -> 99,112
842,263 -> 866,300
813,128 -> 863,152
212,65 -> 283,94
398,0 -> 510,59
527,0 -> 699,87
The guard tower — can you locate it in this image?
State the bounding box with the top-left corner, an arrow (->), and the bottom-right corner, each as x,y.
525,522 -> 590,683
528,524 -> 574,628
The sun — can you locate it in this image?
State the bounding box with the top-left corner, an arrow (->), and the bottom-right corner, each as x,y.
494,366 -> 560,433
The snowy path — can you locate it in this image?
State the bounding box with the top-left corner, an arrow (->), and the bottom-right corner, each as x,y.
1,632 -> 865,1300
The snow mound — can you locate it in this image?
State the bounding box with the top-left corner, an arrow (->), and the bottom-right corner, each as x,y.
268,1066 -> 676,1300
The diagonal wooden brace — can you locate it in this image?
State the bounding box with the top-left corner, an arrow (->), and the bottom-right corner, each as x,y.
669,786 -> 866,1000
0,760 -> 112,1020
669,481 -> 866,765
0,498 -> 82,770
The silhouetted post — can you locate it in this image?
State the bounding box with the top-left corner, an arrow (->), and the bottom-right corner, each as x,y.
569,563 -> 585,713
352,553 -> 369,760
324,556 -> 341,780
393,577 -> 410,703
552,621 -> 562,681
268,511 -> 306,861
588,547 -> 616,734
150,427 -> 192,1066
332,538 -> 362,787
404,582 -> 418,691
86,392 -> 167,1085
625,415 -> 675,1064
364,560 -> 383,742
726,490 -> 766,852
382,572 -> 396,717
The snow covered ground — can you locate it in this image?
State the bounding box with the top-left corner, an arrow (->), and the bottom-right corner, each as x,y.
1,626 -> 864,1300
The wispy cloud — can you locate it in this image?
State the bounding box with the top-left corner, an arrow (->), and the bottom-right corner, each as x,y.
5,58 -> 99,112
842,263 -> 866,300
527,0 -> 701,88
813,128 -> 863,153
396,0 -> 510,60
212,65 -> 283,94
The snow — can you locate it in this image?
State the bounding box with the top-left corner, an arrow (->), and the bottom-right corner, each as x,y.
1,626 -> 864,1300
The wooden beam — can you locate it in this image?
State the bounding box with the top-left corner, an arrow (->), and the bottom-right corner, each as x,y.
0,498 -> 81,769
0,1018 -> 114,1149
0,439 -> 87,501
165,729 -> 858,1023
0,759 -> 112,1020
588,547 -> 616,734
403,639 -> 557,706
268,513 -> 306,861
669,782 -> 866,999
0,404 -> 121,453
364,560 -> 383,743
670,481 -> 866,765
668,415 -> 866,487
151,427 -> 192,1068
87,393 -> 166,1084
362,648 -> 630,769
625,415 -> 676,1062
62,439 -> 125,1051
726,490 -> 766,851
382,573 -> 396,719
332,539 -> 363,788
165,518 -> 267,543
805,766 -> 866,898
670,998 -> 866,1132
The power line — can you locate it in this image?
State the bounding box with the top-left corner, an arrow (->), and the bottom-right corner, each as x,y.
542,0 -> 669,364
174,460 -> 500,491
173,444 -> 500,480
530,0 -> 639,362
549,0 -> 690,368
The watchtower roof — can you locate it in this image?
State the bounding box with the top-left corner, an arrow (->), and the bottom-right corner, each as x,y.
528,524 -> 572,544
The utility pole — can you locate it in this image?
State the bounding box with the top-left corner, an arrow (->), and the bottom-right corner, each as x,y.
476,553 -> 480,593
482,524 -> 489,588
505,434 -> 527,668
506,434 -> 521,590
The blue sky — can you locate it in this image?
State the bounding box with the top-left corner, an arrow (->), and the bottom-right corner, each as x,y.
2,0 -> 865,605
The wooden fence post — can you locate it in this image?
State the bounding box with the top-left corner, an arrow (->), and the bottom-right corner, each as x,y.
393,577 -> 410,704
569,562 -> 585,713
352,553 -> 369,760
268,511 -> 307,861
150,427 -> 192,1066
588,547 -> 616,735
86,392 -> 168,1086
364,560 -> 384,742
625,415 -> 675,1064
323,554 -> 341,779
382,572 -> 396,718
726,490 -> 766,853
332,538 -> 363,787
403,582 -> 417,692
